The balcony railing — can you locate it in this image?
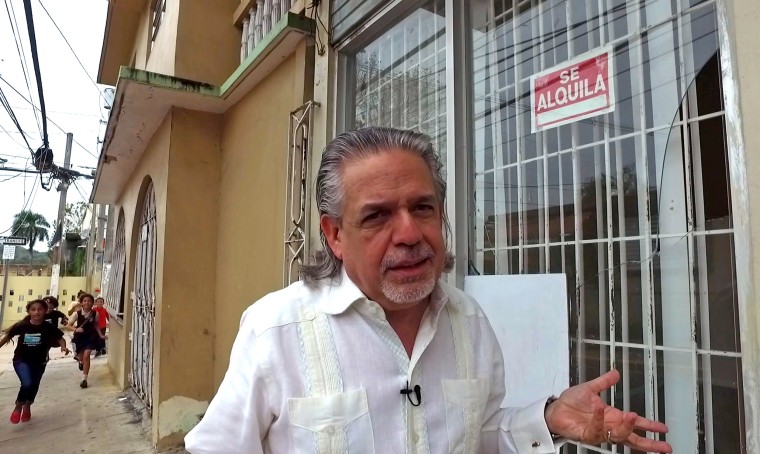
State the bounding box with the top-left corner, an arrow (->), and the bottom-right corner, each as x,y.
240,0 -> 293,62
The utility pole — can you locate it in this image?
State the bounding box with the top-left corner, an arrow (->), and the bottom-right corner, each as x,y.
1,258 -> 8,329
1,237 -> 26,329
85,203 -> 97,291
50,133 -> 72,297
96,204 -> 108,293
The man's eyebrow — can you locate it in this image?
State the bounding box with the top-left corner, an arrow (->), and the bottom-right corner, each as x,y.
358,194 -> 438,213
410,194 -> 438,205
358,201 -> 391,214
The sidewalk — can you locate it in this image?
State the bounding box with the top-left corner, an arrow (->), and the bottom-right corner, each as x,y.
0,334 -> 164,453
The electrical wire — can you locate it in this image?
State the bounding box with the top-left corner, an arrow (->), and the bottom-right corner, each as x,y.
72,179 -> 91,202
4,0 -> 42,139
0,171 -> 28,183
0,122 -> 35,151
0,76 -> 99,160
21,0 -> 49,147
35,0 -> 105,104
0,171 -> 39,235
0,86 -> 34,155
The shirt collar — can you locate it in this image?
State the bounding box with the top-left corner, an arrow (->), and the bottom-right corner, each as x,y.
320,267 -> 367,315
320,267 -> 452,316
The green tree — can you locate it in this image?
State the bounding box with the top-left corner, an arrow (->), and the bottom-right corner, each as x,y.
64,202 -> 88,234
11,210 -> 51,268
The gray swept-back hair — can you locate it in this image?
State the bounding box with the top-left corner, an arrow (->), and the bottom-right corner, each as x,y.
300,127 -> 454,286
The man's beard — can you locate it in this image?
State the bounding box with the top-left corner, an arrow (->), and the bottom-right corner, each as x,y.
379,243 -> 437,305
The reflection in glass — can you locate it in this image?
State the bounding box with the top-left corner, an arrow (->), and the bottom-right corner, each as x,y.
349,0 -> 446,158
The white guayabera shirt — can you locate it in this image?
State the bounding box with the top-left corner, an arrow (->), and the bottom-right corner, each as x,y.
185,268 -> 559,454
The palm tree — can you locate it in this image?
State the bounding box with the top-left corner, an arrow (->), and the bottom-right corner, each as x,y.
11,210 -> 51,269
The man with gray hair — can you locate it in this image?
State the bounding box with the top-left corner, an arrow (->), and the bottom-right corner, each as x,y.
185,127 -> 672,453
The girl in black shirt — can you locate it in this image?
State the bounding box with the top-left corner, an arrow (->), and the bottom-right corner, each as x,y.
0,300 -> 70,424
22,296 -> 69,328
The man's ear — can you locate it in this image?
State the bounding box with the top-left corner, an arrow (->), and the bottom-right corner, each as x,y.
320,214 -> 343,260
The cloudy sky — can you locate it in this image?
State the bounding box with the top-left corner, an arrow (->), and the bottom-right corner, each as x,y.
0,0 -> 108,250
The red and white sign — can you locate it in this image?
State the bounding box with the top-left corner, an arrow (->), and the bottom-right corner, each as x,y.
530,46 -> 615,133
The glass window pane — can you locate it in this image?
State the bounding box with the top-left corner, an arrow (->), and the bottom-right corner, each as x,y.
469,1 -> 743,452
348,0 -> 447,158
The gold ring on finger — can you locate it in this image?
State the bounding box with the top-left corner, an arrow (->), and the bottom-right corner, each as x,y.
606,430 -> 614,444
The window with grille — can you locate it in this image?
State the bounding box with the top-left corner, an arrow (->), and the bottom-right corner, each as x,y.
339,0 -> 748,452
346,0 -> 447,163
105,212 -> 127,319
149,0 -> 166,52
471,0 -> 744,453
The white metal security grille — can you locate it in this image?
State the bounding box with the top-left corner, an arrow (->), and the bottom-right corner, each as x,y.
104,212 -> 126,318
284,101 -> 318,286
471,0 -> 744,453
130,182 -> 157,413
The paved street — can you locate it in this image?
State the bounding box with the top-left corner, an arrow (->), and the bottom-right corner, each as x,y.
0,334 -> 173,453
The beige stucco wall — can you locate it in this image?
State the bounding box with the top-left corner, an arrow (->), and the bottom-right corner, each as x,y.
212,43 -> 309,388
104,107 -> 223,448
1,277 -> 87,330
175,0 -> 239,85
107,112 -> 172,393
124,0 -> 239,86
154,108 -> 221,448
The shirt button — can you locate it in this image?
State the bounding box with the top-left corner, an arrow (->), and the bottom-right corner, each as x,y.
326,427 -> 334,434
412,432 -> 419,443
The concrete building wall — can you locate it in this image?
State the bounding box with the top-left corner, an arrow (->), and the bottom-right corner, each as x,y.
1,277 -> 87,330
129,6 -> 151,73
154,108 -> 221,448
145,0 -> 179,75
175,0 -> 240,85
107,113 -> 172,392
212,43 -> 309,388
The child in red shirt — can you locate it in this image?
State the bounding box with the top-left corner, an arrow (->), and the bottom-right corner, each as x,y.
93,297 -> 109,356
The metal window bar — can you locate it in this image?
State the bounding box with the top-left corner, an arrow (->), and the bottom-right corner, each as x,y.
284,101 -> 318,286
104,214 -> 126,318
471,0 -> 744,453
130,182 -> 157,414
151,0 -> 166,43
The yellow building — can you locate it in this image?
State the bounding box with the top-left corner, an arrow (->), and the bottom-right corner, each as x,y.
1,276 -> 87,330
94,0 -> 760,451
93,0 -> 314,448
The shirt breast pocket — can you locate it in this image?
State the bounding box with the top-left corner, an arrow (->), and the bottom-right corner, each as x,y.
288,388 -> 375,454
443,378 -> 490,454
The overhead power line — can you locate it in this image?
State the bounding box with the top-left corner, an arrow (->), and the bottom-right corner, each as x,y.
0,76 -> 98,159
0,85 -> 34,154
0,171 -> 39,235
21,0 -> 49,148
4,0 -> 42,139
36,0 -> 104,104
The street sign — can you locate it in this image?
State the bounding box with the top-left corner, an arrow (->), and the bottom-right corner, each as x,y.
530,45 -> 615,133
0,236 -> 27,245
2,245 -> 15,260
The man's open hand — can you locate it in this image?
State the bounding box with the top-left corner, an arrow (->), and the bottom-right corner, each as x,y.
545,370 -> 672,453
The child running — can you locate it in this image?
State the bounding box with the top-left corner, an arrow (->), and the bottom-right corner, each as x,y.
66,293 -> 107,389
43,296 -> 68,328
93,297 -> 109,356
21,296 -> 68,328
0,300 -> 70,424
